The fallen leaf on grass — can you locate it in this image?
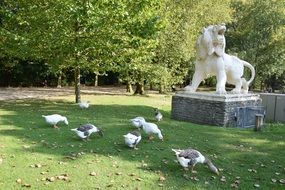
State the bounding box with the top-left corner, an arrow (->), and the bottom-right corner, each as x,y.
65,156 -> 76,160
90,172 -> 97,176
248,169 -> 257,173
159,176 -> 166,182
56,175 -> 68,181
115,172 -> 122,176
47,177 -> 56,182
136,177 -> 143,181
220,176 -> 226,182
22,184 -> 31,188
35,164 -> 42,168
142,163 -> 148,167
23,145 -> 30,149
234,180 -> 240,184
30,164 -> 43,168
231,179 -> 241,188
254,184 -> 260,188
271,179 -> 277,183
106,184 -> 113,187
16,179 -> 22,183
190,176 -> 199,181
231,183 -> 238,188
162,159 -> 168,164
158,183 -> 164,187
279,179 -> 285,184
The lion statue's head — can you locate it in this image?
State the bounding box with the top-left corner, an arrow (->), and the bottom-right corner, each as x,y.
196,24 -> 226,59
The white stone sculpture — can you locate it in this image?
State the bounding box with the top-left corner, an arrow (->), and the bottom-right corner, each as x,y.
185,24 -> 255,94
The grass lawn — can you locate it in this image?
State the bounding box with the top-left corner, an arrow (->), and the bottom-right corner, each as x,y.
0,94 -> 284,190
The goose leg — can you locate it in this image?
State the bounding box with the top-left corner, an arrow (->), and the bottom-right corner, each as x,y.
82,137 -> 88,142
53,125 -> 59,128
191,165 -> 197,174
183,167 -> 189,171
148,135 -> 154,140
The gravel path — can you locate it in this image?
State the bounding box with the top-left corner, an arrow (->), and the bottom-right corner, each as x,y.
0,86 -> 131,100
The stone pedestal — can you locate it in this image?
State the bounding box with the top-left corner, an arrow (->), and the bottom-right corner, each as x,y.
171,91 -> 262,127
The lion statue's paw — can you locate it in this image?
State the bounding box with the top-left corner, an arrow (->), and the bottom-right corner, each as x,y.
216,88 -> 227,95
184,85 -> 196,92
231,88 -> 241,94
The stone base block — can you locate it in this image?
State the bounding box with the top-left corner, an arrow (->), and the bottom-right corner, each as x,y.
171,91 -> 262,127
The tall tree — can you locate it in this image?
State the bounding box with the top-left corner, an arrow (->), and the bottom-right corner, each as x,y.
1,0 -> 124,102
227,0 -> 285,91
114,0 -> 163,94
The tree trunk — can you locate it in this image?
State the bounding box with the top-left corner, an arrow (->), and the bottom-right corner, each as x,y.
134,83 -> 144,95
94,74 -> 98,86
74,17 -> 81,103
57,70 -> 62,88
75,67 -> 81,103
159,84 -> 165,94
126,81 -> 133,93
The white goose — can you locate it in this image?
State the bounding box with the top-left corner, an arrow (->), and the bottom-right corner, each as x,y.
42,114 -> 68,128
71,124 -> 103,140
130,117 -> 145,129
78,101 -> 90,109
123,130 -> 142,149
138,120 -> 163,141
172,148 -> 219,175
154,108 -> 163,122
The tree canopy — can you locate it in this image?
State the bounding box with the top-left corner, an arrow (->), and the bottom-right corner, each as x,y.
1,0 -> 285,97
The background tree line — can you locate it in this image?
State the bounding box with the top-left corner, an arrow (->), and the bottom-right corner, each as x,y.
1,0 -> 284,102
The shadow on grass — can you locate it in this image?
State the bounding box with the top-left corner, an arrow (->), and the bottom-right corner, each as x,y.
0,99 -> 284,189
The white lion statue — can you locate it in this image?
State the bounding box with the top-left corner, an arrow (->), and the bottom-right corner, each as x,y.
185,24 -> 255,94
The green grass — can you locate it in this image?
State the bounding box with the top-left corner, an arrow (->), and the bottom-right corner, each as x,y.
0,94 -> 284,190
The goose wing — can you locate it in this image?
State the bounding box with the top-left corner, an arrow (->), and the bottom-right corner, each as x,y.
77,124 -> 94,132
179,148 -> 200,159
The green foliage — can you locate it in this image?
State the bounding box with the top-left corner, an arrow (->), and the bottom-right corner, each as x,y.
227,0 -> 285,90
1,0 -> 284,91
